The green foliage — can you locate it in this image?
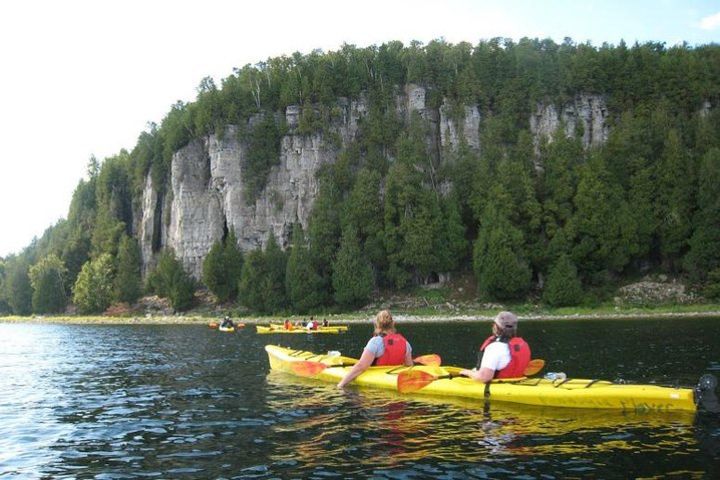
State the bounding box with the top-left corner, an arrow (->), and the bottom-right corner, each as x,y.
238,233 -> 287,314
5,258 -> 32,315
285,226 -> 326,313
567,154 -> 638,279
685,148 -> 720,282
473,203 -> 532,300
28,254 -> 67,314
655,129 -> 695,270
238,249 -> 266,312
542,254 -> 583,307
73,253 -> 115,314
242,114 -> 284,202
10,38 -> 720,313
114,235 -> 142,304
146,249 -> 195,311
332,226 -> 374,307
202,231 -> 243,302
703,268 -> 720,300
261,233 -> 288,313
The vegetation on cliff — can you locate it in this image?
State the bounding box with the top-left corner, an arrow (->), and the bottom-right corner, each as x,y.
2,37 -> 720,315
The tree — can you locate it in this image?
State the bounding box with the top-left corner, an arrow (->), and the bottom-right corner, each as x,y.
685,148 -> 720,282
239,233 -> 287,314
655,129 -> 695,271
542,254 -> 583,307
568,154 -> 638,281
5,258 -> 32,315
73,254 -> 115,314
285,225 -> 325,313
203,231 -> 243,303
28,254 -> 67,314
262,233 -> 288,313
239,249 -> 266,312
114,235 -> 142,304
473,203 -> 532,300
332,226 -> 374,307
146,249 -> 195,311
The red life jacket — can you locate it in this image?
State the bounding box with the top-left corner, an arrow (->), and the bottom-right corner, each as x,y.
480,335 -> 531,378
374,333 -> 408,366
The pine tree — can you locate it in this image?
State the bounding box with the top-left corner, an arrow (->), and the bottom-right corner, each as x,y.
568,154 -> 638,281
28,254 -> 68,314
473,203 -> 532,300
655,129 -> 695,271
262,233 -> 288,313
285,226 -> 325,313
146,249 -> 195,311
6,259 -> 32,315
239,249 -> 266,312
332,226 -> 374,307
685,148 -> 720,282
114,235 -> 142,304
542,254 -> 583,307
73,254 -> 115,314
202,240 -> 227,299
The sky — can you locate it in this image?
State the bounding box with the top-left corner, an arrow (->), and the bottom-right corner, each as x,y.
1,0 -> 719,258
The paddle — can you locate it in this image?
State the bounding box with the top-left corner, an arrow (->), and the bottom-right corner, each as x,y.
290,360 -> 355,376
413,354 -> 442,366
397,359 -> 546,394
290,353 -> 442,377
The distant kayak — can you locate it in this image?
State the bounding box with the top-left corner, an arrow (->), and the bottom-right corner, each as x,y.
269,323 -> 348,331
219,325 -> 235,332
256,325 -> 345,334
265,345 -> 715,412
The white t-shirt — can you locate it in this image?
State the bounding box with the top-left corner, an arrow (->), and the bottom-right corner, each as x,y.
480,341 -> 511,372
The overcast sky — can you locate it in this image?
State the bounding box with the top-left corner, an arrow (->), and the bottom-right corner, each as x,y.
1,0 -> 719,258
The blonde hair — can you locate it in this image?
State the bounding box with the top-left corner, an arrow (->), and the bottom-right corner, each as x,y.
374,310 -> 396,335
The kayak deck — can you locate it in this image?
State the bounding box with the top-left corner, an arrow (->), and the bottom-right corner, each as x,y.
265,345 -> 698,412
257,325 -> 346,334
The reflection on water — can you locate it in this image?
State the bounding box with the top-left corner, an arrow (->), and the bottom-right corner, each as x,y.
0,320 -> 719,479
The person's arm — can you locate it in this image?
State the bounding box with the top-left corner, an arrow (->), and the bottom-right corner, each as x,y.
459,367 -> 495,383
337,348 -> 376,388
403,342 -> 413,366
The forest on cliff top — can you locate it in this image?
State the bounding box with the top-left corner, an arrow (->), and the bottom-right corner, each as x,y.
2,37 -> 720,316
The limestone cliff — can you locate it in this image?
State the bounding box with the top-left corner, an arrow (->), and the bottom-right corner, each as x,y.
138,87 -> 608,278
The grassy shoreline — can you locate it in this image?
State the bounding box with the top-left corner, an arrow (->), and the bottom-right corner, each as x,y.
2,304 -> 720,325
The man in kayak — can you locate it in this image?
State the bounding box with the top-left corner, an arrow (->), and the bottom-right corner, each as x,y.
459,311 -> 531,382
337,310 -> 413,388
220,316 -> 234,329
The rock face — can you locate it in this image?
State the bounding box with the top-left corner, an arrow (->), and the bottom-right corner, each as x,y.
530,94 -> 609,150
138,87 -> 610,278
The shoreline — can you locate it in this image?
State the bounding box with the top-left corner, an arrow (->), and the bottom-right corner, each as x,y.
2,310 -> 720,325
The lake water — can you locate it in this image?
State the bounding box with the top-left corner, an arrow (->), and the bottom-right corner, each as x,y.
1,318 -> 719,478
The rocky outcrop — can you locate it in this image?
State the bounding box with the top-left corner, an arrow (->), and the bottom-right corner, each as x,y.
439,101 -> 481,151
139,87 -> 610,278
530,94 -> 609,150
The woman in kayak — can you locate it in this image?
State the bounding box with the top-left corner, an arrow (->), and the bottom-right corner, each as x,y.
459,311 -> 531,382
220,316 -> 234,329
337,310 -> 413,388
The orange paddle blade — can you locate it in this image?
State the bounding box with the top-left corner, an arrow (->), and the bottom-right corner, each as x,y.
524,359 -> 545,376
208,322 -> 219,329
397,369 -> 440,393
290,361 -> 328,377
413,354 -> 442,367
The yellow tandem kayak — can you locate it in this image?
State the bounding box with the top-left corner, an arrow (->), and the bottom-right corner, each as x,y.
256,325 -> 347,334
265,345 -> 706,412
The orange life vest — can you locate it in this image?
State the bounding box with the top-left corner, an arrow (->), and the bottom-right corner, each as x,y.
480,335 -> 531,378
374,333 -> 408,366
